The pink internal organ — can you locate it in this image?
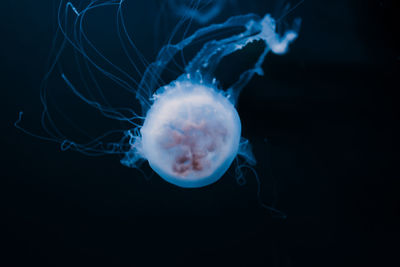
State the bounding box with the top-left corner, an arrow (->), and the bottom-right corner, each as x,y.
162,121 -> 227,176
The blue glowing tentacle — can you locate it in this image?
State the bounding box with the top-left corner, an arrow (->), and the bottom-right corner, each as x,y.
234,139 -> 287,218
73,17 -> 100,111
64,2 -> 136,95
237,137 -> 257,166
172,0 -> 227,25
74,2 -> 140,90
160,0 -> 202,77
116,1 -> 151,82
117,2 -> 164,109
15,111 -> 131,156
75,25 -> 114,112
74,1 -> 142,120
60,2 -> 143,123
61,1 -> 144,121
226,14 -> 302,103
244,165 -> 287,219
177,0 -> 202,70
37,3 -> 76,141
226,45 -> 269,104
15,1 -> 145,158
73,1 -> 113,106
60,73 -> 142,126
137,13 -> 259,113
184,14 -> 300,104
58,1 -> 138,95
68,1 -> 153,113
184,15 -> 262,78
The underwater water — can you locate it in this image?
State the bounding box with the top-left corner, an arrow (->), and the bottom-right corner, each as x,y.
2,0 -> 398,266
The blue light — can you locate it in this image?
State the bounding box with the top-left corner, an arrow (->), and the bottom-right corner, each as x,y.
16,0 -> 300,189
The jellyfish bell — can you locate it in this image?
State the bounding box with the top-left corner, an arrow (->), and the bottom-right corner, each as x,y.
139,77 -> 241,188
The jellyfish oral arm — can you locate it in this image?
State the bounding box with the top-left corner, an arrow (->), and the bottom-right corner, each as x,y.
139,13 -> 301,111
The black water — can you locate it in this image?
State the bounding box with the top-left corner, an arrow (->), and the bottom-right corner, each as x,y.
1,0 -> 398,266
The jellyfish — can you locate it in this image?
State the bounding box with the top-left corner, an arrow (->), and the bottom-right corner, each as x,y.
16,0 -> 300,189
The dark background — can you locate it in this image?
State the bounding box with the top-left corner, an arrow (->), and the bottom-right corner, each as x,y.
1,0 -> 398,266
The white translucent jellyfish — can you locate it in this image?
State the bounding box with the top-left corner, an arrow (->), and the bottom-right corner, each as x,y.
138,79 -> 241,188
16,0 -> 301,189
124,12 -> 300,188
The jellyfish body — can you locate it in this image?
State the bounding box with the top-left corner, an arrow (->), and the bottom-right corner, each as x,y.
17,1 -> 300,188
140,77 -> 241,187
